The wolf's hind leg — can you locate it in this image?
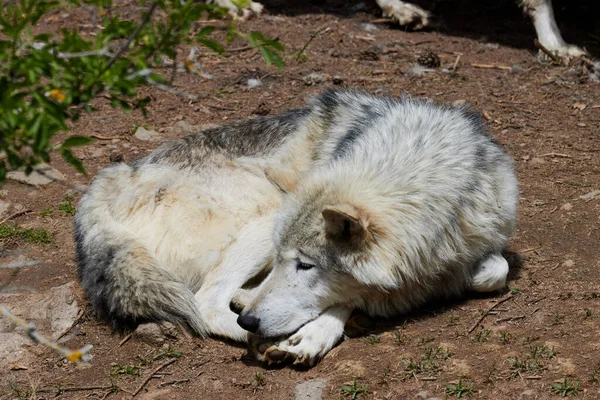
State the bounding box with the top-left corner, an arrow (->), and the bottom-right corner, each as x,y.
255,306 -> 353,367
471,253 -> 509,293
195,215 -> 275,342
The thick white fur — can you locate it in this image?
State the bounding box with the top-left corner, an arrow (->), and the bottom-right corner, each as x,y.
238,91 -> 518,365
78,90 -> 517,367
213,0 -> 263,21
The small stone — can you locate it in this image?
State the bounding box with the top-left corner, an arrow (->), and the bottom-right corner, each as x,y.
133,323 -> 166,346
7,164 -> 65,186
580,190 -> 600,200
247,78 -> 262,89
133,322 -> 179,347
452,99 -> 467,107
360,23 -> 378,32
562,259 -> 574,268
172,120 -> 197,135
415,391 -> 429,398
0,200 -> 10,219
134,126 -> 161,141
87,147 -> 104,159
520,389 -> 536,398
530,157 -> 546,165
560,203 -> 573,211
295,378 -> 327,400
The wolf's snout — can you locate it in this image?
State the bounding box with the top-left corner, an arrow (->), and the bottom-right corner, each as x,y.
237,313 -> 260,333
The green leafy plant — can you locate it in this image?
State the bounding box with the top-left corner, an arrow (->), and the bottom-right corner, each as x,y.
340,379 -> 369,399
57,195 -> 77,215
0,0 -> 283,184
446,379 -> 475,398
0,224 -> 53,244
551,378 -> 580,397
363,334 -> 381,345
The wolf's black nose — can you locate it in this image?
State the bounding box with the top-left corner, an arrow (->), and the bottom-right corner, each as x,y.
237,313 -> 260,333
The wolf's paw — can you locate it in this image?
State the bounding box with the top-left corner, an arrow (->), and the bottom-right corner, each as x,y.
256,323 -> 344,367
378,0 -> 431,30
537,44 -> 587,64
216,0 -> 264,22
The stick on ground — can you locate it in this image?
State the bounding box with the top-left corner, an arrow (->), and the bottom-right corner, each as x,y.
132,358 -> 177,397
468,294 -> 513,333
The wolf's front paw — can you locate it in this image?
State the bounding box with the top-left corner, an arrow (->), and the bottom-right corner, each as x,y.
378,0 -> 432,30
261,323 -> 344,367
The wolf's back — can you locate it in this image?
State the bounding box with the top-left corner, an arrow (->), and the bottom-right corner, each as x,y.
74,163 -> 207,334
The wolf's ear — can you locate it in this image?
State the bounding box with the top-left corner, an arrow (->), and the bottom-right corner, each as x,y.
264,165 -> 299,194
322,204 -> 368,245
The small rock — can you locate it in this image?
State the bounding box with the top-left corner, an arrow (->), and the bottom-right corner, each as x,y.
198,123 -> 220,131
481,42 -> 500,50
172,120 -> 198,135
530,157 -> 546,165
360,23 -> 379,32
0,200 -> 10,219
332,76 -> 344,85
520,389 -> 536,398
334,360 -> 366,378
562,259 -> 574,268
134,126 -> 161,142
580,190 -> 600,200
415,391 -> 429,399
452,99 -> 467,107
87,147 -> 104,159
560,203 -> 573,211
408,64 -> 435,78
247,78 -> 262,89
133,322 -> 179,346
7,164 -> 65,186
134,323 -> 166,346
0,282 -> 81,369
295,379 -> 327,400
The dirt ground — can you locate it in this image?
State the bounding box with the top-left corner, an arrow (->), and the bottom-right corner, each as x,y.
2,0 -> 600,399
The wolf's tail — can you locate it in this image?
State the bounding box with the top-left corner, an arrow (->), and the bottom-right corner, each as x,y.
74,164 -> 207,335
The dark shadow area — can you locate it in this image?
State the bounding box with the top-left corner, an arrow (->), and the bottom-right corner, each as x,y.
259,0 -> 600,56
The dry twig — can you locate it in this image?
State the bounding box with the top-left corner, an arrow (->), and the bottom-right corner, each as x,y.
468,294 -> 513,333
472,63 -> 512,71
132,358 -> 178,396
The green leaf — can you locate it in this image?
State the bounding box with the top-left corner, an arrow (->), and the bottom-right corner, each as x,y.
197,37 -> 224,54
197,26 -> 215,37
60,148 -> 86,175
61,135 -> 95,148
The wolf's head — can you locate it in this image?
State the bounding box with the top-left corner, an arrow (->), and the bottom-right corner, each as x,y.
237,168 -> 398,338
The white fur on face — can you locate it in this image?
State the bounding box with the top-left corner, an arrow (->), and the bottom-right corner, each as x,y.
240,249 -> 353,338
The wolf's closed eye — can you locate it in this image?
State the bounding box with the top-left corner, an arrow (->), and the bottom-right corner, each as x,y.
297,261 -> 315,271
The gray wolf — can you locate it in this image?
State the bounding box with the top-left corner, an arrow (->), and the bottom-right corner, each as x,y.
218,0 -> 585,59
75,89 -> 518,366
